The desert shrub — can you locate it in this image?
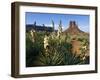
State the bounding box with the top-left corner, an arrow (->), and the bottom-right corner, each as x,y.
26,31 -> 89,67
33,48 -> 65,66
33,33 -> 85,66
26,32 -> 44,67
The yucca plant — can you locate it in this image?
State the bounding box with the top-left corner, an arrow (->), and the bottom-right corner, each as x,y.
33,48 -> 65,66
26,32 -> 44,67
32,33 -> 84,66
26,31 -> 89,67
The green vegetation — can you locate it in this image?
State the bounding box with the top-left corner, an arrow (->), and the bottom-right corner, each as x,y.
26,30 -> 89,67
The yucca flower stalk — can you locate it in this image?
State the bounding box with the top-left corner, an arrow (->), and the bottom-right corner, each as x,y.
30,29 -> 36,43
44,34 -> 50,56
57,20 -> 62,38
52,20 -> 55,31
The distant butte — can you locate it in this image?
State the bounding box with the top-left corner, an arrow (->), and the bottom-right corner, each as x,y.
64,21 -> 85,35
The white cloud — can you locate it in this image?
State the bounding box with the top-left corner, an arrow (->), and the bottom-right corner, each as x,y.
45,24 -> 67,31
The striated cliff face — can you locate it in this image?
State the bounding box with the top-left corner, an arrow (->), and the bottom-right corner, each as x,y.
64,21 -> 84,35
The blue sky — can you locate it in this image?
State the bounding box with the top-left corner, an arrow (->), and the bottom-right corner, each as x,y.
25,12 -> 90,32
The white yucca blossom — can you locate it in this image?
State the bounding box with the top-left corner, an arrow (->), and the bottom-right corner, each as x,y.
57,31 -> 60,38
57,25 -> 62,38
82,46 -> 87,50
82,56 -> 86,60
30,29 -> 36,43
51,32 -> 56,39
44,35 -> 49,49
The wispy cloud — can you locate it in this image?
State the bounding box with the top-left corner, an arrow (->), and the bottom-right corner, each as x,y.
45,24 -> 67,31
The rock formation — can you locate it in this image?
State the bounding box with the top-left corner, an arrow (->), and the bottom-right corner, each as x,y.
64,21 -> 84,35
